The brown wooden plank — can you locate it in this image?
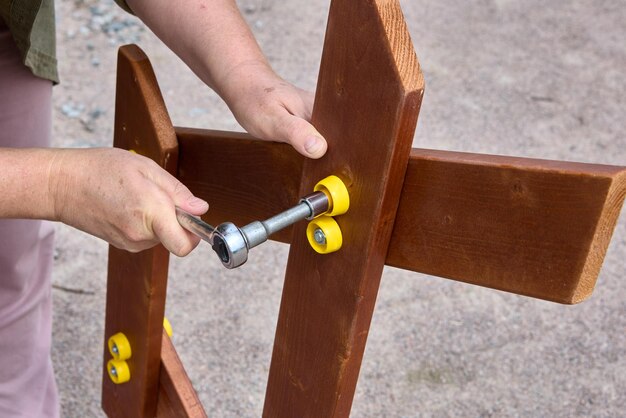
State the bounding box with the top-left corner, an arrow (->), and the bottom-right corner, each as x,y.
157,332 -> 207,418
102,44 -> 177,418
174,127 -> 625,304
386,149 -> 626,304
175,127 -> 303,244
263,1 -> 424,417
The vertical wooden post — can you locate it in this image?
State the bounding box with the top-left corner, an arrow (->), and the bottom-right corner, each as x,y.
263,1 -> 424,416
102,45 -> 178,418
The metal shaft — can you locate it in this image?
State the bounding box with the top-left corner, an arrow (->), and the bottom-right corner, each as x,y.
240,202 -> 311,249
176,191 -> 329,269
175,207 -> 216,244
240,191 -> 329,249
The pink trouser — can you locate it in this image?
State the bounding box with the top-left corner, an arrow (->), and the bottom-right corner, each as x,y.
0,21 -> 59,418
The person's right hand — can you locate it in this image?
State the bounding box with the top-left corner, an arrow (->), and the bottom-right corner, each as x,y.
49,148 -> 208,256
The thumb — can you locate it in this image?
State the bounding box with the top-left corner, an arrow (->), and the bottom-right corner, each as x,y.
157,173 -> 209,216
274,113 -> 328,159
151,205 -> 202,257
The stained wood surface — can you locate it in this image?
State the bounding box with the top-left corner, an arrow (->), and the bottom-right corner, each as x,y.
175,128 -> 626,304
103,45 -> 178,418
387,149 -> 626,304
105,37 -> 626,418
157,332 -> 207,418
175,127 -> 302,244
263,1 -> 424,417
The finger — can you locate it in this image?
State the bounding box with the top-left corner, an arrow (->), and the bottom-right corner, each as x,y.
152,207 -> 201,257
294,89 -> 315,121
124,239 -> 160,253
109,236 -> 158,253
153,170 -> 209,216
272,112 -> 327,159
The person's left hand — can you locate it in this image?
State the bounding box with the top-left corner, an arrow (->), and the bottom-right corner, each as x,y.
217,61 -> 327,159
125,0 -> 327,158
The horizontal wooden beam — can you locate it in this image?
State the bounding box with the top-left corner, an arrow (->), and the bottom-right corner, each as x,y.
174,128 -> 626,304
387,149 -> 626,304
176,127 -> 302,244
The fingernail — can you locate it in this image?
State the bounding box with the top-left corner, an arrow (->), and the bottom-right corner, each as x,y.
304,135 -> 323,155
188,197 -> 208,208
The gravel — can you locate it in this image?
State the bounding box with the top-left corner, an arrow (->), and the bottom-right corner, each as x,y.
51,0 -> 625,417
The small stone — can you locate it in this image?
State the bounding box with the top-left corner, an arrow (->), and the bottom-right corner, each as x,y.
61,102 -> 84,119
89,108 -> 104,119
89,5 -> 105,16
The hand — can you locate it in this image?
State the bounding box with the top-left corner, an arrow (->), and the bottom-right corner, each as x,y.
50,148 -> 208,256
218,61 -> 327,159
124,0 -> 327,158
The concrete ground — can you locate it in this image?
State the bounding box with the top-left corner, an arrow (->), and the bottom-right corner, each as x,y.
51,0 -> 625,416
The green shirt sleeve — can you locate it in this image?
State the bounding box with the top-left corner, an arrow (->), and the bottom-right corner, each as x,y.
1,0 -> 59,84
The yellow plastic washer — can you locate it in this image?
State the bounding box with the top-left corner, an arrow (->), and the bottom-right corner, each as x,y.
306,216 -> 343,254
314,175 -> 349,216
107,359 -> 131,384
163,317 -> 173,338
108,332 -> 132,361
129,149 -> 137,154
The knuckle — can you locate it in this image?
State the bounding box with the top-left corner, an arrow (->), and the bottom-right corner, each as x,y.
277,117 -> 304,144
125,227 -> 147,245
177,242 -> 193,257
169,237 -> 192,257
172,180 -> 191,197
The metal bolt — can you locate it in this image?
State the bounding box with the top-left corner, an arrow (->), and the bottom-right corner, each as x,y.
111,343 -> 119,355
313,228 -> 326,245
110,365 -> 118,377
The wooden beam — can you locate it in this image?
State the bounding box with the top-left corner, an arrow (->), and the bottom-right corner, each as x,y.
102,45 -> 178,418
263,1 -> 424,416
175,127 -> 302,244
157,332 -> 207,418
104,32 -> 626,418
386,149 -> 626,304
174,129 -> 626,304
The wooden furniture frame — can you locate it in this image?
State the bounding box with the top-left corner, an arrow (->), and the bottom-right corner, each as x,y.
102,1 -> 626,416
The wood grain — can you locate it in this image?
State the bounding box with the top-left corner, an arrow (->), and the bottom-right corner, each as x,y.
176,128 -> 625,304
102,44 -> 178,418
157,332 -> 207,418
386,149 -> 626,304
262,1 -> 424,416
175,127 -> 303,244
103,35 -> 626,418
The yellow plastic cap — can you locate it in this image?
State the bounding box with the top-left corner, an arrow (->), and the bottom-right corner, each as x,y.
107,359 -> 131,384
314,175 -> 349,216
108,332 -> 132,361
163,317 -> 173,338
306,216 -> 343,254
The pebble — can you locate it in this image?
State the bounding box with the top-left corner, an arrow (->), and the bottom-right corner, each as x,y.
61,102 -> 85,119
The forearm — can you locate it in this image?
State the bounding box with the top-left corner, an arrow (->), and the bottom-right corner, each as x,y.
1,146 -> 208,255
125,0 -> 271,101
0,148 -> 60,220
125,0 -> 328,158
